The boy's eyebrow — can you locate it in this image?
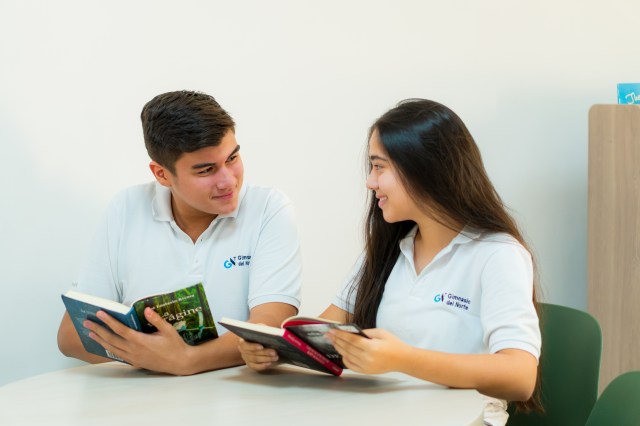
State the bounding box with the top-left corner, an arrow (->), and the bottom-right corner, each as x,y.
191,145 -> 241,169
192,162 -> 215,170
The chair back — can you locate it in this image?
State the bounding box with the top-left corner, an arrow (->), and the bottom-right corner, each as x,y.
508,303 -> 602,425
585,371 -> 640,426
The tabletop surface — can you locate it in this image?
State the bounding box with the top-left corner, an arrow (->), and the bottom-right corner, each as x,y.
0,362 -> 484,425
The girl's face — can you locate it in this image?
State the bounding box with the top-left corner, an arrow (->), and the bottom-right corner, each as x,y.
366,130 -> 421,223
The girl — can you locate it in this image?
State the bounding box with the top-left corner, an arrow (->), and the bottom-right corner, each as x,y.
238,99 -> 541,426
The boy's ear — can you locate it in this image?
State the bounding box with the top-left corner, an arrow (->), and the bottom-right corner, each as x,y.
149,161 -> 172,187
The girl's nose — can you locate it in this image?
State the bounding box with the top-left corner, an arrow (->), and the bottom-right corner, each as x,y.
366,170 -> 378,190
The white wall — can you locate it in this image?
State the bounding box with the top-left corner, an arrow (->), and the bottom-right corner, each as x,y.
1,0 -> 638,385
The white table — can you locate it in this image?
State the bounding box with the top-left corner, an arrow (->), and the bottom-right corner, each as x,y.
0,362 -> 484,425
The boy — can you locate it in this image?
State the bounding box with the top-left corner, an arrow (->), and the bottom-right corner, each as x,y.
57,91 -> 302,375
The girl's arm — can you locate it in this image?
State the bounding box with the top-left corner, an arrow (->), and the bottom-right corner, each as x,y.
328,328 -> 537,401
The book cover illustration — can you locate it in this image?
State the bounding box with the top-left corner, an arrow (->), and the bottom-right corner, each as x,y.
285,322 -> 365,369
133,284 -> 218,345
617,83 -> 640,105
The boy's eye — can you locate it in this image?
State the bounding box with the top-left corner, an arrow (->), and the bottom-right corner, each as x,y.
227,154 -> 238,163
198,166 -> 214,175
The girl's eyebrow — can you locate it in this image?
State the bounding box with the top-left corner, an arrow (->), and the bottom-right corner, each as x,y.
369,154 -> 389,162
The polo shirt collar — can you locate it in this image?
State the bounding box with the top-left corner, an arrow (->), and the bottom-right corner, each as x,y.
152,183 -> 173,222
151,182 -> 248,222
399,224 -> 483,259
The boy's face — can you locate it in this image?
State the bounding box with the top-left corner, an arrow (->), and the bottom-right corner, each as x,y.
151,129 -> 244,222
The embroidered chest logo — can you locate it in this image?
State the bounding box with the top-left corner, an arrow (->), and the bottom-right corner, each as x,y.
433,292 -> 471,311
223,255 -> 252,269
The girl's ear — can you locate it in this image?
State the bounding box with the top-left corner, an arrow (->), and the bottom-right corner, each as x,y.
149,161 -> 172,187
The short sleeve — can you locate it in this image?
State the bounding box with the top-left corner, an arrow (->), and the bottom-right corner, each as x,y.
75,194 -> 124,302
480,244 -> 541,359
247,192 -> 302,310
332,255 -> 364,313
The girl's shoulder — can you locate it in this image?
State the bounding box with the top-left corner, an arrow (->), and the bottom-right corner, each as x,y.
473,231 -> 520,244
461,228 -> 529,256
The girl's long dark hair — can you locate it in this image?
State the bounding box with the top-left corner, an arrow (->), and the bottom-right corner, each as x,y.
349,99 -> 542,412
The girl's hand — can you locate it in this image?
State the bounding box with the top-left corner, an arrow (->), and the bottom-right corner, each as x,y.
237,338 -> 279,371
327,328 -> 411,374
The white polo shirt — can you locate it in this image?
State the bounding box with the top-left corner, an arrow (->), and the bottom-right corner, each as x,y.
333,226 -> 540,426
76,182 -> 302,333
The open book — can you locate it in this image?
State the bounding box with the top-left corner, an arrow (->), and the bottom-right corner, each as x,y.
219,316 -> 367,376
61,283 -> 218,362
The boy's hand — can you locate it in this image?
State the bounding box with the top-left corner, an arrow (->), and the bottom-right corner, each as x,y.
84,307 -> 194,375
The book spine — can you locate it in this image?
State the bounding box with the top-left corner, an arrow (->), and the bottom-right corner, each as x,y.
128,311 -> 142,331
283,330 -> 343,376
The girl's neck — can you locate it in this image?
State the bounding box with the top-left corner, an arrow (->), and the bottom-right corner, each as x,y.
413,216 -> 461,275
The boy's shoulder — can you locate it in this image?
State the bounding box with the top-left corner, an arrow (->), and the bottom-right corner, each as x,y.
114,181 -> 157,200
243,184 -> 290,201
104,182 -> 159,217
232,185 -> 296,227
106,181 -> 155,202
240,184 -> 293,210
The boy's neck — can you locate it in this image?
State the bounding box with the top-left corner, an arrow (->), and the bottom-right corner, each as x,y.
171,197 -> 217,243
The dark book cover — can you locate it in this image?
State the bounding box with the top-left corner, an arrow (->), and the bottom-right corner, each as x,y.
61,295 -> 139,361
219,318 -> 343,376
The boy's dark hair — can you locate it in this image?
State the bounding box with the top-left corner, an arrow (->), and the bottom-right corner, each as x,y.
141,90 -> 235,173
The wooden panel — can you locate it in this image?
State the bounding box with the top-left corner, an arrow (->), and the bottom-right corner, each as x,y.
588,104 -> 640,393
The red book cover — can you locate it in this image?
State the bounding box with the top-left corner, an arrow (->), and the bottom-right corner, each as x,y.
219,317 -> 346,376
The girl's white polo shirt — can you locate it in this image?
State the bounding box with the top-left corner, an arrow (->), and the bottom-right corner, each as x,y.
334,226 -> 540,358
333,227 -> 541,426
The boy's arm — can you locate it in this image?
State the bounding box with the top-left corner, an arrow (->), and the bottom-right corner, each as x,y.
57,312 -> 112,364
318,304 -> 350,322
76,301 -> 297,375
239,304 -> 350,370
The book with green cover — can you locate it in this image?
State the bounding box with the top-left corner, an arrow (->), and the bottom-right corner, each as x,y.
62,283 -> 217,362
